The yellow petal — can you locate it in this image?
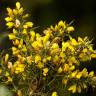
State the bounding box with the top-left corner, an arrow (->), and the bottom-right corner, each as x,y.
68,84 -> 76,93
16,2 -> 21,9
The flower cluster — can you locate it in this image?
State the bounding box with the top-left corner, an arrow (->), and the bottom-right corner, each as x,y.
0,2 -> 96,96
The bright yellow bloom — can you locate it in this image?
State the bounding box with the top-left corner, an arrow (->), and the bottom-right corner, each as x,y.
43,68 -> 49,76
63,64 -> 70,72
76,72 -> 82,79
5,54 -> 9,62
51,43 -> 59,49
5,17 -> 13,22
13,39 -> 20,45
37,62 -> 44,69
68,84 -> 76,93
13,9 -> 18,15
35,55 -> 41,63
14,62 -> 25,74
58,20 -> 66,28
5,71 -> 10,77
7,8 -> 13,16
91,54 -> 96,58
23,22 -> 33,28
51,92 -> 58,96
89,71 -> 94,77
71,70 -> 78,78
71,38 -> 78,46
67,26 -> 74,32
16,2 -> 21,9
8,34 -> 16,40
57,67 -> 63,73
6,22 -> 14,28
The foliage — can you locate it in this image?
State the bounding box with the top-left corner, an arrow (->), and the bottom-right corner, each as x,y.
0,2 -> 96,96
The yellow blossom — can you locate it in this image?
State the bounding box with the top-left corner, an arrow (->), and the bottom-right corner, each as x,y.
5,17 -> 13,22
68,84 -> 76,93
8,34 -> 16,40
13,9 -> 18,15
16,2 -> 21,9
6,22 -> 14,28
71,70 -> 78,78
57,67 -> 63,73
91,54 -> 96,58
35,55 -> 41,63
7,8 -> 13,16
5,54 -> 9,62
37,62 -> 44,69
51,92 -> 58,96
58,21 -> 66,28
63,64 -> 70,72
67,26 -> 74,32
71,38 -> 78,46
89,71 -> 94,77
5,71 -> 10,77
14,62 -> 25,74
14,39 -> 20,45
51,43 -> 59,49
76,72 -> 82,79
43,68 -> 48,76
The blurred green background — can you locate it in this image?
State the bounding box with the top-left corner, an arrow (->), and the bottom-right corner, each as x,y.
0,0 -> 96,95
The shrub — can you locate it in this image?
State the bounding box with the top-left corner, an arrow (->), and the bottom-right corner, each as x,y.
0,2 -> 96,96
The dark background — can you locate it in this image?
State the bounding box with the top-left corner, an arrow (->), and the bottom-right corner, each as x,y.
0,0 -> 96,95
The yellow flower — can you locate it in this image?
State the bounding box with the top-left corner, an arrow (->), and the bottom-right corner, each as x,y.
6,22 -> 14,28
35,55 -> 41,63
71,38 -> 78,46
51,92 -> 58,96
5,71 -> 10,77
32,41 -> 43,49
43,68 -> 48,76
14,39 -> 20,45
71,70 -> 78,78
68,84 -> 76,93
37,62 -> 44,69
14,62 -> 25,74
8,34 -> 16,40
16,2 -> 21,9
62,42 -> 69,51
91,54 -> 96,58
5,54 -> 9,62
89,71 -> 94,77
23,22 -> 33,28
51,43 -> 59,49
67,26 -> 74,32
5,17 -> 13,22
7,8 -> 13,16
63,64 -> 69,72
76,72 -> 82,79
13,9 -> 18,15
57,67 -> 63,73
82,68 -> 88,78
58,20 -> 66,28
